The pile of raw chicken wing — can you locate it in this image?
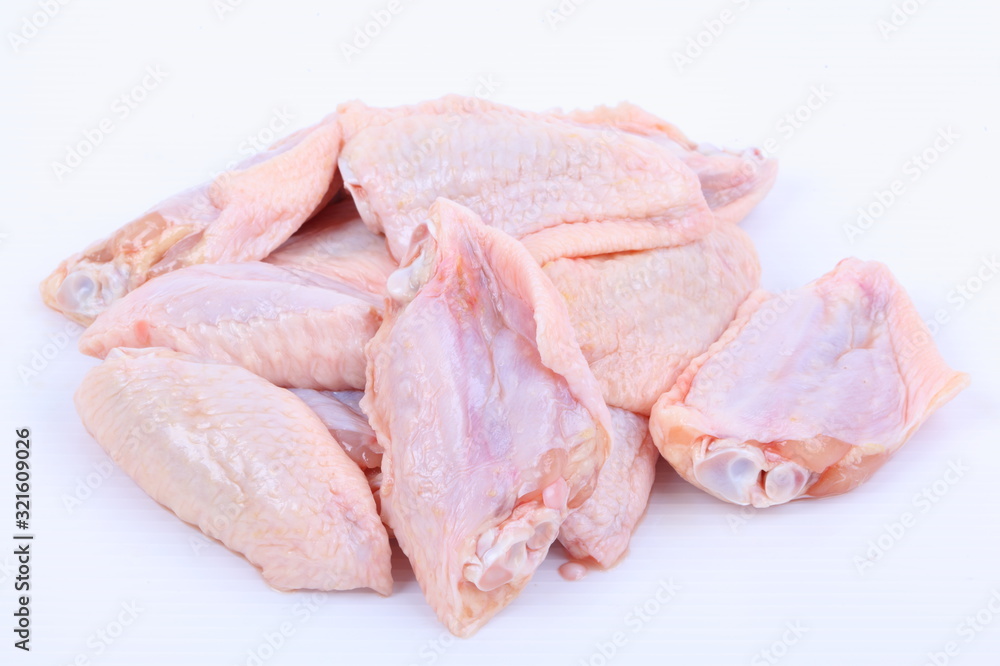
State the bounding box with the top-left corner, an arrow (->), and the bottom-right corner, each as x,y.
43,96 -> 968,637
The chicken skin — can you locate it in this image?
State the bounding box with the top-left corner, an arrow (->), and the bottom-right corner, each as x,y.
650,259 -> 969,507
363,198 -> 611,636
75,347 -> 393,594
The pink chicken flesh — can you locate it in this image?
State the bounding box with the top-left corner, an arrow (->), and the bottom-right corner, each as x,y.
289,389 -> 382,470
78,262 -> 381,391
41,96 -> 777,323
41,114 -> 342,324
363,198 -> 612,636
44,94 -> 970,639
291,388 -> 387,519
542,220 -> 760,414
264,197 -> 398,294
74,347 -> 393,594
558,408 -> 659,569
650,258 -> 970,507
553,101 -> 778,227
337,96 -> 716,260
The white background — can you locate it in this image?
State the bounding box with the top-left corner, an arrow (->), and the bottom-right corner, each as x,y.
2,1 -> 999,664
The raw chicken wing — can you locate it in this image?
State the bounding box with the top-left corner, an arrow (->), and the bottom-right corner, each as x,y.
337,96 -> 714,260
542,221 -> 760,414
75,347 -> 393,594
555,101 -> 778,226
264,198 -> 397,294
363,198 -> 612,636
42,114 -> 342,323
290,389 -> 381,470
558,408 -> 658,569
650,259 -> 969,507
78,262 -> 380,390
